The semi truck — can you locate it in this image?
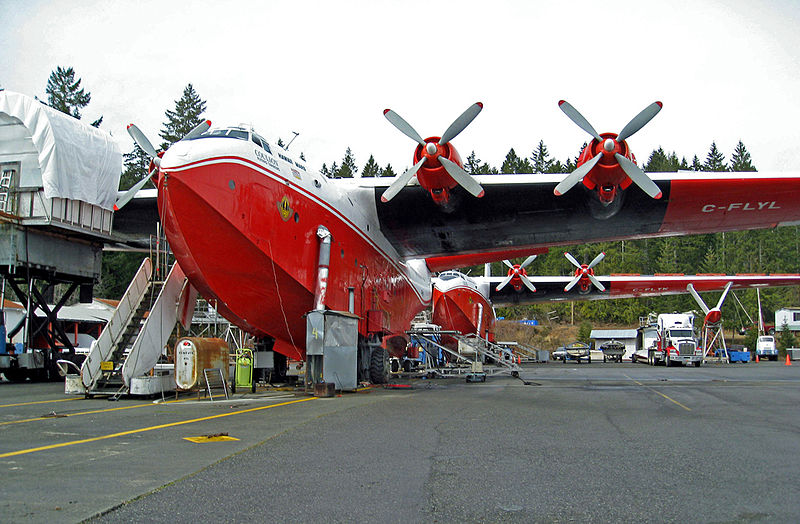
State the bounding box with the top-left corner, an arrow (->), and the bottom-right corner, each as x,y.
634,313 -> 703,366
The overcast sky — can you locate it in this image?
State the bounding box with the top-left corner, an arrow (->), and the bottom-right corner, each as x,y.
2,0 -> 800,173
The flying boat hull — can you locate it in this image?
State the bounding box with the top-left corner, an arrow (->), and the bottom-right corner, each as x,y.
158,142 -> 430,360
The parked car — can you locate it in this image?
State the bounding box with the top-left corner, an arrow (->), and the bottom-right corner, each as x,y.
553,346 -> 566,361
564,341 -> 591,364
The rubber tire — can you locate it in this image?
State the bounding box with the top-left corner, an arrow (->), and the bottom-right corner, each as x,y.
3,368 -> 27,382
369,347 -> 389,384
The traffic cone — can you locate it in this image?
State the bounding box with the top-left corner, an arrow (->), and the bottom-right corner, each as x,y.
786,353 -> 792,366
755,354 -> 759,363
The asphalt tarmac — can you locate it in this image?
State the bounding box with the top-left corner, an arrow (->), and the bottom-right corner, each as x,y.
1,361 -> 799,523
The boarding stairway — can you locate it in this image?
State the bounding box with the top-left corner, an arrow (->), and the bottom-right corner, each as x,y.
80,257 -> 196,396
407,329 -> 521,376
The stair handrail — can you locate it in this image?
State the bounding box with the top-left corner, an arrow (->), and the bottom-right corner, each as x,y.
81,258 -> 153,388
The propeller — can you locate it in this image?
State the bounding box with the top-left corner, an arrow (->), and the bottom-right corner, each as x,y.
381,103 -> 484,202
564,252 -> 606,292
495,255 -> 537,292
115,120 -> 211,210
687,281 -> 732,324
556,100 -> 663,199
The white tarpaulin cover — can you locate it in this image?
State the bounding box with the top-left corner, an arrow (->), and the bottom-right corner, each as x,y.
0,91 -> 121,210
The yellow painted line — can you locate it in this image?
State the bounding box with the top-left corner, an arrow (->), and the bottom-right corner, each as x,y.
625,375 -> 692,412
184,435 -> 240,443
0,398 -> 189,427
0,397 -> 82,409
0,397 -> 316,458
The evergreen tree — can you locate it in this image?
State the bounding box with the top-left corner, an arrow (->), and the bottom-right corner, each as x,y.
730,140 -> 756,171
159,84 -> 207,150
320,163 -> 330,178
335,147 -> 357,178
501,148 -> 530,173
46,66 -> 90,118
501,148 -> 520,174
691,155 -> 702,171
530,140 -> 554,173
327,161 -> 339,179
703,142 -> 727,171
120,144 -> 150,190
778,320 -> 796,352
644,147 -> 670,172
45,65 -> 102,126
475,162 -> 498,174
381,163 -> 396,178
465,151 -> 482,174
361,154 -> 380,177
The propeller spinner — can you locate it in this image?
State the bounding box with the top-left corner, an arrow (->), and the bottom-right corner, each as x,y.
564,252 -> 606,292
555,100 -> 663,201
687,281 -> 732,325
382,103 -> 485,204
495,255 -> 538,292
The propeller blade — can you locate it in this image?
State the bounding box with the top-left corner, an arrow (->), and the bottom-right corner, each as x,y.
520,275 -> 537,292
440,102 -> 483,145
502,259 -> 514,269
588,274 -> 606,292
182,119 -> 212,141
558,100 -> 602,141
715,281 -> 733,310
564,252 -> 582,269
554,152 -> 602,196
495,273 -> 515,292
615,153 -> 663,199
520,255 -> 537,269
564,275 -> 581,292
381,158 -> 425,202
383,109 -> 425,146
114,169 -> 155,211
127,124 -> 159,164
587,252 -> 606,270
617,101 -> 662,142
439,156 -> 485,198
687,283 -> 710,314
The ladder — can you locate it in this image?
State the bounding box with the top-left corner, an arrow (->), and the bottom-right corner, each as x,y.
0,168 -> 14,212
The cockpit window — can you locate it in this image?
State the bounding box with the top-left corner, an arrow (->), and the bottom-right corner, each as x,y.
227,129 -> 248,140
189,128 -> 250,141
252,133 -> 272,154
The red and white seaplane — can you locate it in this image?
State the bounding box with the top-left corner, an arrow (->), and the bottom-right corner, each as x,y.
121,100 -> 800,382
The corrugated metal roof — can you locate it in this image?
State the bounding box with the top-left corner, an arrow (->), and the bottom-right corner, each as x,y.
590,329 -> 638,339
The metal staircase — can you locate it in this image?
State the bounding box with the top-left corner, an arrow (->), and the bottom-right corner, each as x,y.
80,258 -> 195,397
81,258 -> 155,395
407,328 -> 521,377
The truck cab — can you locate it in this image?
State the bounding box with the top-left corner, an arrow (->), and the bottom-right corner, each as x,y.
756,335 -> 778,361
656,313 -> 704,367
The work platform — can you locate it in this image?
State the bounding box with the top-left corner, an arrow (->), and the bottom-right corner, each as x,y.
0,91 -> 158,382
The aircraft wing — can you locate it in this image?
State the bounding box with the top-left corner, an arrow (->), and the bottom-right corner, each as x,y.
364,171 -> 800,270
482,273 -> 800,307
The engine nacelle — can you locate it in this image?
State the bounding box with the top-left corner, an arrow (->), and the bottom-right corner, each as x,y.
576,132 -> 637,198
412,136 -> 464,205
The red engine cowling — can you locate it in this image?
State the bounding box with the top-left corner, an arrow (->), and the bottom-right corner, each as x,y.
412,136 -> 464,204
575,132 -> 637,193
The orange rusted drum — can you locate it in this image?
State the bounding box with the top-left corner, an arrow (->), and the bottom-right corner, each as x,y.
174,337 -> 230,390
